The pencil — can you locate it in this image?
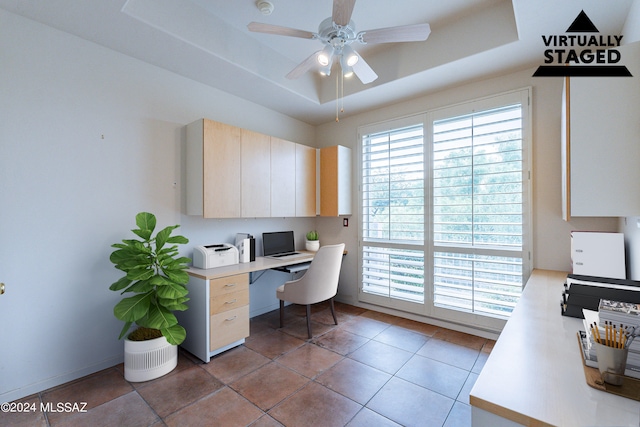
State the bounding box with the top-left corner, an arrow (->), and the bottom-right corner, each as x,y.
619,324 -> 624,349
593,322 -> 601,344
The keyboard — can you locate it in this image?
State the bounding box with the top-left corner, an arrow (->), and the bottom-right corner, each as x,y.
271,252 -> 299,257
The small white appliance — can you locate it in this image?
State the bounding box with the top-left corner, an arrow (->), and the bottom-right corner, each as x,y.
235,233 -> 255,263
571,231 -> 626,279
192,244 -> 239,269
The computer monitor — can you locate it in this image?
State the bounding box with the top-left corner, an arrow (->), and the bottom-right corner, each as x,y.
262,231 -> 296,256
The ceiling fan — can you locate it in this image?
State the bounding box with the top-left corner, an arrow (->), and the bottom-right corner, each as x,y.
247,0 -> 431,84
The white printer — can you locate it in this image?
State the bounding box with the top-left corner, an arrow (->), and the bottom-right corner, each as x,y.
192,244 -> 239,269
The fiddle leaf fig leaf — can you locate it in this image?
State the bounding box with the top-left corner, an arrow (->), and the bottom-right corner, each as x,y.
145,304 -> 176,330
167,235 -> 189,245
156,282 -> 189,299
135,212 -> 156,233
161,324 -> 186,346
109,276 -> 132,291
113,292 -> 152,322
126,267 -> 154,282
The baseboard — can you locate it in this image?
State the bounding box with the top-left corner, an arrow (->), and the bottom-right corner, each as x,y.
0,354 -> 123,403
334,296 -> 501,341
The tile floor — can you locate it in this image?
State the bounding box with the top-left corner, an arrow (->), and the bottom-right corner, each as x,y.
3,302 -> 494,427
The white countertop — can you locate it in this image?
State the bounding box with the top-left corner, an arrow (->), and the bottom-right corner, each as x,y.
470,269 -> 640,427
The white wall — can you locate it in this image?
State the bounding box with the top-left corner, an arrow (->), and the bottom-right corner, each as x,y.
0,9 -> 315,402
315,68 -> 619,306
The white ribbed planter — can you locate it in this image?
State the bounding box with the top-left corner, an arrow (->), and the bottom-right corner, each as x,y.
124,336 -> 178,382
305,240 -> 320,252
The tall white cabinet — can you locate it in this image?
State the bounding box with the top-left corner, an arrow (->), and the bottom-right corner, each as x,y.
561,41 -> 640,219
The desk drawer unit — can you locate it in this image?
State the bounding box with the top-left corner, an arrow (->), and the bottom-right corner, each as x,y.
208,273 -> 250,352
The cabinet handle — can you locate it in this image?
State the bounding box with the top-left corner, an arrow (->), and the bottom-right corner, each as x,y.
225,299 -> 237,304
576,262 -> 584,265
225,283 -> 236,287
225,316 -> 237,322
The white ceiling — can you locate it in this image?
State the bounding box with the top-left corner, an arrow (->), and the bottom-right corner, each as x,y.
0,0 -> 634,125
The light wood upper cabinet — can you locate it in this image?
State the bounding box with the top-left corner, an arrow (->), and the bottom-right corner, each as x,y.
241,129 -> 271,218
320,145 -> 352,216
295,144 -> 317,217
561,41 -> 640,219
186,118 -> 319,218
186,119 -> 241,218
270,137 -> 296,217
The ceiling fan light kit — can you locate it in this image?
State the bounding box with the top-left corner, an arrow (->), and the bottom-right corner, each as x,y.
317,45 -> 334,67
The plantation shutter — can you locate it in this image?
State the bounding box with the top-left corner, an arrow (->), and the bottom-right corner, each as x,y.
432,103 -> 525,318
361,124 -> 425,303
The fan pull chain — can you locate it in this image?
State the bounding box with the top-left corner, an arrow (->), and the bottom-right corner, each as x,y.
341,71 -> 345,114
335,73 -> 339,122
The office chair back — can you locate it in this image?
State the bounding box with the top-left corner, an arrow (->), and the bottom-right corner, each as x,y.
277,243 -> 345,305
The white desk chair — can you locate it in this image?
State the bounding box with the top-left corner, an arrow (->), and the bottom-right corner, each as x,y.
276,243 -> 345,339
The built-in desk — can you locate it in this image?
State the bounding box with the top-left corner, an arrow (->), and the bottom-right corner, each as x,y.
185,252 -> 316,280
470,269 -> 640,426
177,252 -> 316,362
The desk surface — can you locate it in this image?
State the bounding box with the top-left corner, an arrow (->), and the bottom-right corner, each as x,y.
187,251 -> 316,280
469,269 -> 640,426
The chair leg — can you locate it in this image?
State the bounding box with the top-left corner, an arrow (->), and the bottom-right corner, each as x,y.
279,300 -> 284,328
306,304 -> 312,339
329,297 -> 338,325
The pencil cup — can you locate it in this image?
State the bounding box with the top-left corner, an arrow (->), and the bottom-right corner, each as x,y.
594,342 -> 628,386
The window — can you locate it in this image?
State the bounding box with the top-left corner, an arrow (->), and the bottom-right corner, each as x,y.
361,124 -> 425,305
432,103 -> 526,317
359,89 -> 531,327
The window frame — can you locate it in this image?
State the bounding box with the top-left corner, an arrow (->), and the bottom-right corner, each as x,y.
358,88 -> 532,332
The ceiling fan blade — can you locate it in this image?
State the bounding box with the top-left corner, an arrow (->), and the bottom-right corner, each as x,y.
247,22 -> 315,39
352,54 -> 378,84
360,23 -> 431,44
285,50 -> 322,79
332,0 -> 357,26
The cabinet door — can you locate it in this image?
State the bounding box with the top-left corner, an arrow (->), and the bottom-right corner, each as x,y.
320,145 -> 352,216
295,144 -> 317,217
203,120 -> 241,218
563,42 -> 640,217
241,129 -> 271,217
270,137 -> 296,217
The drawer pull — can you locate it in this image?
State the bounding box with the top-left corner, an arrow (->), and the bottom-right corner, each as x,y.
225,299 -> 237,304
225,316 -> 237,322
225,283 -> 236,287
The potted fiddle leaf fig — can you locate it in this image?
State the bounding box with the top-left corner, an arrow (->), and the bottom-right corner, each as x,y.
109,212 -> 190,381
305,230 -> 320,252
